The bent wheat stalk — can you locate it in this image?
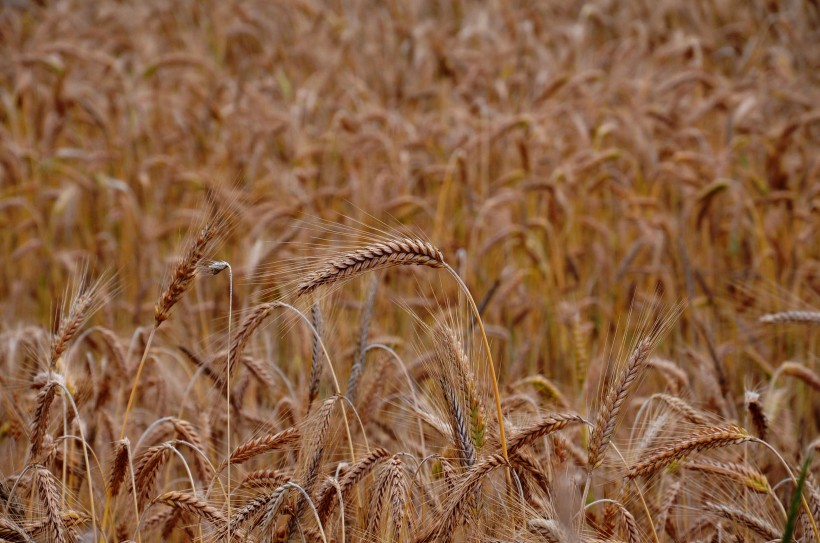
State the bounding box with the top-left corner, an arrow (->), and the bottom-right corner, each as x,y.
296,237 -> 510,462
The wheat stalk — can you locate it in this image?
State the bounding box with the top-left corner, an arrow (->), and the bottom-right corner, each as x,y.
705,502 -> 780,540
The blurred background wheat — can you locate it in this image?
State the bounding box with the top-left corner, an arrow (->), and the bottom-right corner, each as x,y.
0,1 -> 818,542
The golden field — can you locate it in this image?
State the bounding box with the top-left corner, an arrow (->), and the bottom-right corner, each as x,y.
0,1 -> 818,541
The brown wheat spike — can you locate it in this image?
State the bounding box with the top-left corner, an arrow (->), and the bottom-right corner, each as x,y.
153,491 -> 226,526
439,325 -> 486,450
588,337 -> 653,470
306,302 -> 324,413
95,327 -> 127,375
132,443 -> 173,507
155,219 -> 221,326
296,237 -> 445,296
0,517 -> 31,542
779,361 -> 820,391
507,412 -> 585,455
220,483 -> 291,539
627,425 -> 752,480
510,451 -> 551,494
646,357 -> 689,394
387,455 -> 408,541
744,390 -> 768,441
367,461 -> 391,536
651,393 -> 708,425
23,510 -> 89,538
141,508 -> 177,536
289,397 -> 335,533
220,302 -> 279,384
317,447 -> 390,521
527,518 -> 564,542
170,418 -> 211,481
612,500 -> 640,543
440,375 -> 476,468
29,380 -> 58,460
238,469 -> 291,490
347,276 -> 377,405
108,438 -> 130,497
684,459 -> 770,493
418,453 -> 509,542
50,290 -> 94,367
218,426 -> 300,472
35,465 -> 66,543
242,356 -> 276,389
654,481 -> 680,536
759,310 -> 820,324
705,502 -> 780,540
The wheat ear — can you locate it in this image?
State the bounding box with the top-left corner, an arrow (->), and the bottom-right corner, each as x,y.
439,325 -> 486,451
29,380 -> 58,460
627,425 -> 752,479
35,466 -> 66,543
346,276 -> 377,405
684,459 -> 770,493
107,438 -> 130,497
306,302 -> 324,413
418,454 -> 509,542
153,491 -> 226,526
507,413 -> 585,455
296,238 -> 445,296
759,310 -> 820,324
744,390 -> 768,440
316,447 -> 390,521
705,502 -> 780,540
50,289 -> 94,368
588,337 -> 653,470
217,426 -> 300,473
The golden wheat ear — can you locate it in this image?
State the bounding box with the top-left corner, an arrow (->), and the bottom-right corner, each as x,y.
295,237 -> 445,296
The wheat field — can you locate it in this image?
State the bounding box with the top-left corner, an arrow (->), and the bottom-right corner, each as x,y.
1,0 -> 819,542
